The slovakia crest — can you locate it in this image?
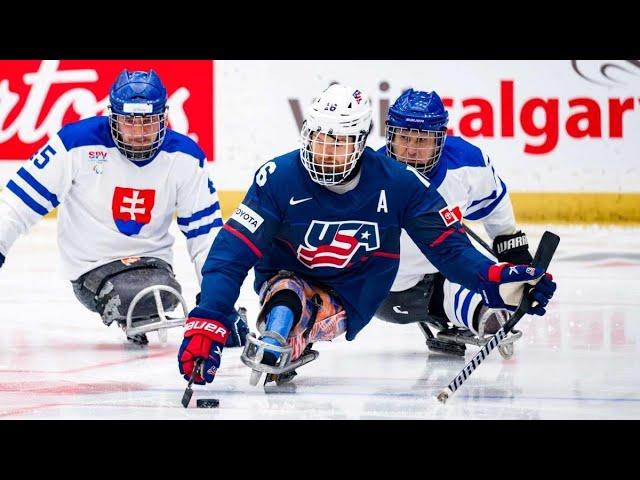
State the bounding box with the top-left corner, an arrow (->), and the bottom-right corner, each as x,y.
112,187 -> 156,236
297,221 -> 380,268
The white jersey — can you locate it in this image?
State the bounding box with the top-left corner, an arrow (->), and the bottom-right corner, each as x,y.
380,136 -> 518,292
0,116 -> 222,282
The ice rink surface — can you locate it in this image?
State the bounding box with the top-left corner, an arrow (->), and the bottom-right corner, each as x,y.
0,221 -> 638,419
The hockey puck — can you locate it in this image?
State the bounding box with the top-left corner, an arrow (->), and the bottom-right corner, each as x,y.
196,398 -> 220,408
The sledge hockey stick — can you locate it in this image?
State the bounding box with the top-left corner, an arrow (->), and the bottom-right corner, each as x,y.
436,230 -> 560,404
462,222 -> 496,258
181,358 -> 204,408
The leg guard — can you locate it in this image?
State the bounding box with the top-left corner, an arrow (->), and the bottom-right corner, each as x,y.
241,271 -> 346,385
71,257 -> 188,344
256,271 -> 346,360
376,274 -> 434,325
437,279 -> 522,359
375,274 -> 448,328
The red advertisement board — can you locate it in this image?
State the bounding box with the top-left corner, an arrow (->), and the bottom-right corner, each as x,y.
0,60 -> 214,160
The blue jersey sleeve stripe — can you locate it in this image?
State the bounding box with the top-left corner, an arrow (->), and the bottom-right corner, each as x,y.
453,284 -> 466,324
468,189 -> 498,209
465,178 -> 508,220
181,217 -> 223,239
17,168 -> 60,208
207,178 -> 217,195
177,202 -> 220,226
6,180 -> 49,216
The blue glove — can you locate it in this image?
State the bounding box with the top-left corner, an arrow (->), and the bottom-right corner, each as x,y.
0,252 -> 4,269
225,307 -> 249,348
481,263 -> 556,316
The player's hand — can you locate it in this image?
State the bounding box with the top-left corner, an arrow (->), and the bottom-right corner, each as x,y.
178,317 -> 230,385
195,292 -> 249,348
493,230 -> 533,265
481,263 -> 556,316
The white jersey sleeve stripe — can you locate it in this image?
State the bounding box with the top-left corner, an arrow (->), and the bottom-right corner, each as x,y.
181,217 -> 223,239
465,177 -> 508,220
5,180 -> 50,216
468,188 -> 498,209
179,211 -> 222,235
177,201 -> 221,226
16,168 -> 60,208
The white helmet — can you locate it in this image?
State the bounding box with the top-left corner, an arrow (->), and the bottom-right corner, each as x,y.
300,84 -> 372,186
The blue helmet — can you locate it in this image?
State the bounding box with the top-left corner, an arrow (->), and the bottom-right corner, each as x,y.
108,69 -> 168,161
385,89 -> 449,175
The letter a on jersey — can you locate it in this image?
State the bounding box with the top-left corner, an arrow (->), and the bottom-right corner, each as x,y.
377,190 -> 388,213
112,187 -> 156,236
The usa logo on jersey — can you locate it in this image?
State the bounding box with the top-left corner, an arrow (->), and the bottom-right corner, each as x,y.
112,187 -> 156,236
297,221 -> 380,268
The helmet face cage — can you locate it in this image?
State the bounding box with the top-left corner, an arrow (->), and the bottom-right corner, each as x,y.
300,124 -> 368,186
385,125 -> 447,175
109,106 -> 168,161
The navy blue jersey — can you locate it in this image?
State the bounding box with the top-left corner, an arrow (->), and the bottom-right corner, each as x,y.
195,147 -> 494,340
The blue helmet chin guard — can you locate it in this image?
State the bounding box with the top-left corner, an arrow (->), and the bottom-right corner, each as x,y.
108,69 -> 168,161
385,89 -> 449,175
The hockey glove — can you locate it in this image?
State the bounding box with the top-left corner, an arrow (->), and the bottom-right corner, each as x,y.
225,307 -> 249,348
178,317 -> 230,385
195,292 -> 249,348
480,263 -> 556,316
493,230 -> 533,265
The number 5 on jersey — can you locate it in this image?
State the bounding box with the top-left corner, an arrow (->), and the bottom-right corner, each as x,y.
32,145 -> 57,169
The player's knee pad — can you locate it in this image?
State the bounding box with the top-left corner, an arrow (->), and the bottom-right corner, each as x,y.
71,277 -> 100,313
81,257 -> 182,326
256,271 -> 305,333
255,271 -> 346,361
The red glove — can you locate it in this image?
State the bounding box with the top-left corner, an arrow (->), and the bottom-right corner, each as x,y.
178,318 -> 230,385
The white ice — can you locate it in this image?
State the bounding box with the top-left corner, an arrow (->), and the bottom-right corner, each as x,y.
0,221 -> 638,419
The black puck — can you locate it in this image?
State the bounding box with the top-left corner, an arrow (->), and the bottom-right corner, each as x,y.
196,398 -> 220,408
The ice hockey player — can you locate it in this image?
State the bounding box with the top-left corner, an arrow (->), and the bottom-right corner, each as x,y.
375,89 -> 534,359
0,69 -> 248,347
177,84 -> 556,387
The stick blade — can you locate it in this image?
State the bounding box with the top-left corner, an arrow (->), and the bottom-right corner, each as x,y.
181,386 -> 194,408
533,231 -> 561,270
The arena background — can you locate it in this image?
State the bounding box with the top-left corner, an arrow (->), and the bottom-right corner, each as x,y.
1,59 -> 638,223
